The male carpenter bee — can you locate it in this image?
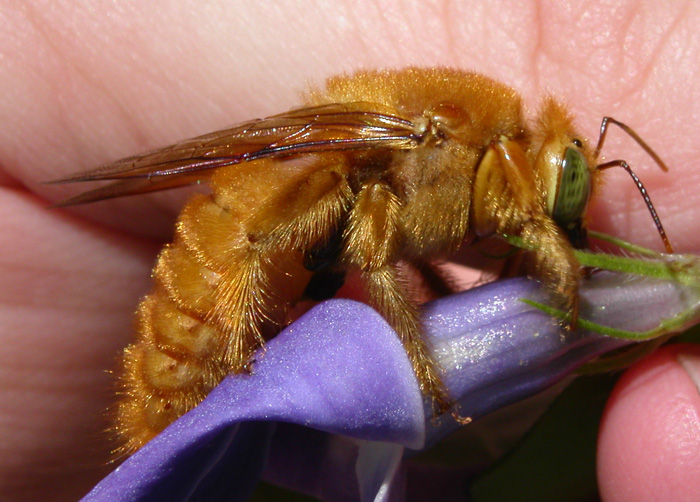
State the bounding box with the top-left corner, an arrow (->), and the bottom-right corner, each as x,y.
51,68 -> 672,454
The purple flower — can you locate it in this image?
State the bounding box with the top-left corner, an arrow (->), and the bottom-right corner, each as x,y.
81,271 -> 700,502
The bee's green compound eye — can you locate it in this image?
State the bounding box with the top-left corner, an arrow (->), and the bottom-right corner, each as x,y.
553,147 -> 591,227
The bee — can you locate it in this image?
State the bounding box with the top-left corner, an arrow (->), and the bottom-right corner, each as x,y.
51,68 -> 672,454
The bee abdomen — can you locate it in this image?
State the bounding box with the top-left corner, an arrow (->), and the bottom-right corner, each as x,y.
116,161 -> 351,453
116,243 -> 229,452
116,192 -> 246,452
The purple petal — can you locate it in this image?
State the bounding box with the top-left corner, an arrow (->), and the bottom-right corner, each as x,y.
81,271 -> 700,502
82,300 -> 425,502
428,272 -> 693,430
266,273 -> 700,499
421,274 -> 633,442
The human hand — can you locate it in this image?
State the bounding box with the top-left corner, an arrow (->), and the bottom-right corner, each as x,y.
1,1 -> 698,500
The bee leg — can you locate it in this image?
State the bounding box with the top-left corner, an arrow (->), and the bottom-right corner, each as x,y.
367,266 -> 467,421
209,162 -> 354,370
520,215 -> 582,329
473,139 -> 582,329
344,181 -> 458,420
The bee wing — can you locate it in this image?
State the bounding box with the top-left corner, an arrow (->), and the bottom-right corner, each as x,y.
49,102 -> 421,206
48,174 -> 207,207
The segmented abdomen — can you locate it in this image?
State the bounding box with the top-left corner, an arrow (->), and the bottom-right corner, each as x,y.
115,158 -> 350,453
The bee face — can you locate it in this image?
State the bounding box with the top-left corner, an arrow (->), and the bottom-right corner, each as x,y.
529,100 -> 596,248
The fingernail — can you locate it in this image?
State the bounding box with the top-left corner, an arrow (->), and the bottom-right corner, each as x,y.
676,352 -> 700,394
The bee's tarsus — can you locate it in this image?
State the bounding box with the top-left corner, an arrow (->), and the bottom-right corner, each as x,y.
450,409 -> 473,426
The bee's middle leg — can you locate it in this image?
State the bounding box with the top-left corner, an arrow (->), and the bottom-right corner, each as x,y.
343,181 -> 457,419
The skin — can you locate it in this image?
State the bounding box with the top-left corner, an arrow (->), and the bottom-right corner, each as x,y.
598,344 -> 700,502
0,1 -> 698,500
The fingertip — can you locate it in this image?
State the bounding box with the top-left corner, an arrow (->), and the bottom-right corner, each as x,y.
597,344 -> 700,502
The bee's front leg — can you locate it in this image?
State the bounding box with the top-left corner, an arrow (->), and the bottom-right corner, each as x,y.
520,215 -> 582,328
473,139 -> 582,327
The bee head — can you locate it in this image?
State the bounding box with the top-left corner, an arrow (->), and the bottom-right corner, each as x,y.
531,98 -> 595,248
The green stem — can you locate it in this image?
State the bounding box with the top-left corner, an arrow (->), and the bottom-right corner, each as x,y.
502,233 -> 700,287
521,299 -> 700,341
503,232 -> 700,341
588,230 -> 664,257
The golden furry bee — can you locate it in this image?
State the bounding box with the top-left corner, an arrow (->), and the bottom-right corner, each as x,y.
52,68 -> 672,453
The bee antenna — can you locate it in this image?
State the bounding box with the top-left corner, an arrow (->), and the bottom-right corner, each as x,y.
594,117 -> 673,254
594,117 -> 669,171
